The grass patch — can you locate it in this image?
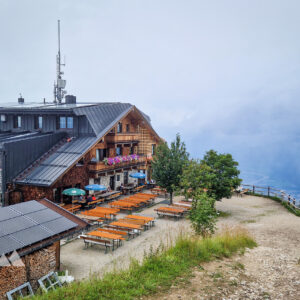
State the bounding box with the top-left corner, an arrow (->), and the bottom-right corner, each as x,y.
217,211 -> 231,218
232,262 -> 245,270
246,192 -> 300,217
33,228 -> 256,300
241,219 -> 256,224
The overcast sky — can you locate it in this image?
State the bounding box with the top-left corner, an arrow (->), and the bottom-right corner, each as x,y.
1,0 -> 300,193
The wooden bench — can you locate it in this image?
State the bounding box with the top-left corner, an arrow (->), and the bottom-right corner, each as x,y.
79,235 -> 113,253
105,225 -> 138,239
156,211 -> 183,220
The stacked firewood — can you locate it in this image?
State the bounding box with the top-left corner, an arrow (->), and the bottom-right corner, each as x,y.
25,244 -> 56,290
0,265 -> 26,299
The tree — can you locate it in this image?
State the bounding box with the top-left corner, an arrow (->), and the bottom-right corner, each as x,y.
152,134 -> 189,204
189,192 -> 217,237
201,150 -> 241,201
180,159 -> 216,200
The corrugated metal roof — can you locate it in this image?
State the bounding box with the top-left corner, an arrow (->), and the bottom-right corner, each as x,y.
0,200 -> 77,256
16,137 -> 96,186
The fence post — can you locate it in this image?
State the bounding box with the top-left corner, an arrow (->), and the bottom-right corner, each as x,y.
267,186 -> 270,197
252,185 -> 255,194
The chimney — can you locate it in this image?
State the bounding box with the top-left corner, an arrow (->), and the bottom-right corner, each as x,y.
18,94 -> 24,104
65,95 -> 76,104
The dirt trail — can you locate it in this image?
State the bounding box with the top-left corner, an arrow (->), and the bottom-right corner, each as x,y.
148,195 -> 300,300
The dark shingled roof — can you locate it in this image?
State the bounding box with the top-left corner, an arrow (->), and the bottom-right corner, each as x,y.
0,200 -> 78,256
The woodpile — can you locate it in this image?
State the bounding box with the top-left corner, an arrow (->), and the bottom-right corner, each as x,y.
0,244 -> 57,298
25,244 -> 56,290
0,265 -> 26,299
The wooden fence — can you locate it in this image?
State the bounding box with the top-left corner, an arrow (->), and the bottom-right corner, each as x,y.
241,184 -> 300,211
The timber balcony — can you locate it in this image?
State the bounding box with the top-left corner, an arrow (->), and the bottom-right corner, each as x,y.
105,132 -> 141,144
88,156 -> 147,173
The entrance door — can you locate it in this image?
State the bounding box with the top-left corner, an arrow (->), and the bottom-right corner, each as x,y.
110,176 -> 115,190
124,171 -> 128,185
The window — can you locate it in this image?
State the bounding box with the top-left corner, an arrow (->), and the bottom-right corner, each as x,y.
126,124 -> 130,132
0,114 -> 6,122
13,115 -> 21,128
38,116 -> 43,129
35,116 -> 43,129
96,149 -> 107,161
56,116 -> 60,130
117,122 -> 122,133
151,144 -> 156,155
130,146 -> 134,155
60,117 -> 66,129
116,146 -> 122,156
67,117 -> 73,129
117,175 -> 120,181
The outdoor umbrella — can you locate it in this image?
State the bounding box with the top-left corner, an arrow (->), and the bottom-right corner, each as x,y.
62,188 -> 86,210
84,184 -> 107,191
62,188 -> 86,196
130,172 -> 146,179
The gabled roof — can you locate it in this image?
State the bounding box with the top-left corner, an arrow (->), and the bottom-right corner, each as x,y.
0,199 -> 88,256
15,102 -> 160,187
73,102 -> 133,138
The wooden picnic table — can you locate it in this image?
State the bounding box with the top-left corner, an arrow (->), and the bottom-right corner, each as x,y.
93,207 -> 120,215
119,218 -> 147,225
126,215 -> 155,226
62,204 -> 81,213
87,230 -> 124,250
110,201 -> 138,209
126,215 -> 154,222
135,193 -> 156,198
110,221 -> 142,230
155,206 -> 186,219
155,207 -> 185,213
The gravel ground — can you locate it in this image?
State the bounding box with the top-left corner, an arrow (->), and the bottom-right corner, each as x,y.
60,195 -> 191,280
146,194 -> 300,300
60,194 -> 300,299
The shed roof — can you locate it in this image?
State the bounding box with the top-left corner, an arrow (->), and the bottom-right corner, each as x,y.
0,200 -> 87,256
15,136 -> 96,186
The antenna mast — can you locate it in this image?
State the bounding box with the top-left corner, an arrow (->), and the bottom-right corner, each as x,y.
53,20 -> 67,104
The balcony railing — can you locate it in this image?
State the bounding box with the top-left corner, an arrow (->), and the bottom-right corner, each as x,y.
88,156 -> 146,172
105,132 -> 141,144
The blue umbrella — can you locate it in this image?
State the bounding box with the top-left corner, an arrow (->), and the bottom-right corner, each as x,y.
130,172 -> 146,179
84,184 -> 107,191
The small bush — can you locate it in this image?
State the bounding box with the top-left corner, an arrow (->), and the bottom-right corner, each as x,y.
189,193 -> 217,237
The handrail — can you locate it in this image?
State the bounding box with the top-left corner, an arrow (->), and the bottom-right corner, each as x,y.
241,184 -> 300,211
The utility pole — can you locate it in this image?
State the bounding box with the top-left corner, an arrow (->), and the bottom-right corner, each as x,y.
53,20 -> 67,104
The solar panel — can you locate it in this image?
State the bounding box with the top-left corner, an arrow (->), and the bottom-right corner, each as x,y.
12,201 -> 46,214
26,209 -> 60,224
0,216 -> 36,235
0,200 -> 80,255
0,236 -> 24,256
0,207 -> 21,222
42,217 -> 76,234
13,226 -> 53,246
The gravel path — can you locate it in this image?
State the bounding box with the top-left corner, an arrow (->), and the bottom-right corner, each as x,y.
147,195 -> 300,300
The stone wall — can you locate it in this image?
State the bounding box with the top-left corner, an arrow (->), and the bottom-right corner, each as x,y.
0,244 -> 57,299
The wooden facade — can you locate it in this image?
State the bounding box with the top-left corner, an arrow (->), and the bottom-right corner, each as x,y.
7,106 -> 160,204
